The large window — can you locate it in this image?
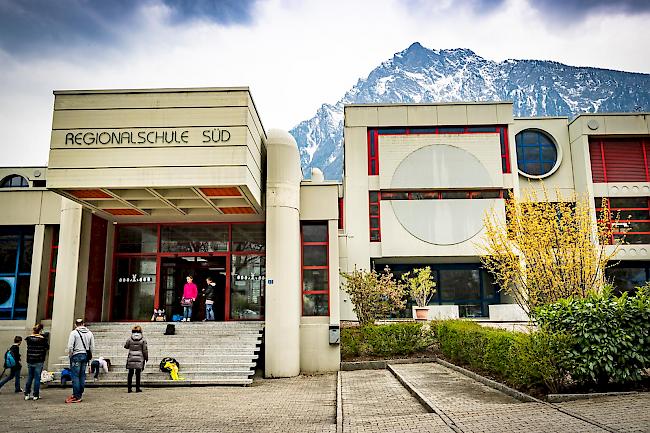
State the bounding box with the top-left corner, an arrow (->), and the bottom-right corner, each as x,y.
161,225 -> 228,253
301,223 -> 329,316
596,197 -> 650,244
376,263 -> 500,318
606,261 -> 650,294
0,226 -> 34,320
45,226 -> 59,319
369,192 -> 381,242
0,175 -> 28,188
231,255 -> 265,319
367,126 -> 511,175
112,257 -> 156,321
515,129 -> 559,178
589,138 -> 650,183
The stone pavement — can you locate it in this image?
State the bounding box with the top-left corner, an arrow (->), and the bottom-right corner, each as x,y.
558,393 -> 650,433
0,374 -> 337,433
1,364 -> 649,433
388,363 -> 650,433
340,369 -> 453,432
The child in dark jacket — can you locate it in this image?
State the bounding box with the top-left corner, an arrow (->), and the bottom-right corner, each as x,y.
24,324 -> 49,400
0,336 -> 23,393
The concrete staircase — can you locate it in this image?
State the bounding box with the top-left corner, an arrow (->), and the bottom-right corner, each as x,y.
53,322 -> 264,386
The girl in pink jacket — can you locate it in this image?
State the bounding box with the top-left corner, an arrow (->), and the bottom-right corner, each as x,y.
181,276 -> 198,321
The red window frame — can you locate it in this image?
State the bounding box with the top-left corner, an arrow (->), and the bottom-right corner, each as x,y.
338,197 -> 344,230
44,226 -> 59,319
369,191 -> 381,242
596,197 -> 650,244
366,125 -> 511,176
378,189 -> 506,200
301,222 -> 329,316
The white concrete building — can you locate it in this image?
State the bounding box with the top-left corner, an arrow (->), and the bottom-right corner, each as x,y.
0,88 -> 648,378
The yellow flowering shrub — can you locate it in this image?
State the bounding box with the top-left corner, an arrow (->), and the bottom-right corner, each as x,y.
480,189 -> 619,315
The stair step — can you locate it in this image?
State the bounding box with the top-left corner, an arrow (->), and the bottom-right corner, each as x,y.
53,361 -> 256,370
52,379 -> 254,386
54,321 -> 264,387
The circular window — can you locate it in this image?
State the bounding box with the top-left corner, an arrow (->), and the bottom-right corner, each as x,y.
515,129 -> 561,178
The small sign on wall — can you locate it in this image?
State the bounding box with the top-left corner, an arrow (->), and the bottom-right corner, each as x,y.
118,274 -> 154,283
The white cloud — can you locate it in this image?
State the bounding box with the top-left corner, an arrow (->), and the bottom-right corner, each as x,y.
0,0 -> 648,166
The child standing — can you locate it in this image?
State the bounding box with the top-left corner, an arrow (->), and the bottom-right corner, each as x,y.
181,275 -> 198,322
0,336 -> 23,393
24,325 -> 49,400
124,326 -> 148,393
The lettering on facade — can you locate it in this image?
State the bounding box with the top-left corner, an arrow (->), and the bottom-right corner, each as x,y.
64,128 -> 231,146
234,274 -> 265,281
118,274 -> 155,283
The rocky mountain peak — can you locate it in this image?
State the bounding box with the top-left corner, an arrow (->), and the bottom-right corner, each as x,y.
291,43 -> 650,180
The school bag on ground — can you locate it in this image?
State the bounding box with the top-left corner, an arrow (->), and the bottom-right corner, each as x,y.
40,370 -> 54,384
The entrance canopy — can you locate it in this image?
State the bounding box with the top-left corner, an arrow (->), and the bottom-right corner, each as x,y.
47,87 -> 266,221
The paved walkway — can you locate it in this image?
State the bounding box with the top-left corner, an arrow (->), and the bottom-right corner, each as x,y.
558,394 -> 650,433
1,364 -> 648,432
388,363 -> 650,433
340,369 -> 452,432
0,375 -> 337,433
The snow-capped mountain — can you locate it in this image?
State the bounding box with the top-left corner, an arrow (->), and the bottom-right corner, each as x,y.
290,42 -> 650,180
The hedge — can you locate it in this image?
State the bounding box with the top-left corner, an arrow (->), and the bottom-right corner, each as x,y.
341,322 -> 435,359
434,320 -> 567,393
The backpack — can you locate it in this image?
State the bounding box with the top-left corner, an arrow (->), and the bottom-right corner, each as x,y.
159,357 -> 180,372
3,349 -> 16,369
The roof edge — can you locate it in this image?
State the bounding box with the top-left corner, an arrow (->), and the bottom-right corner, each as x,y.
53,86 -> 251,95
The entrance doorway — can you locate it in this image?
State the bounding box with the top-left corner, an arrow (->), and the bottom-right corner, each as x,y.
110,222 -> 265,321
160,256 -> 227,321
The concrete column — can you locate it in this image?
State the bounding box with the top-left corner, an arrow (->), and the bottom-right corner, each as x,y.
101,222 -> 115,321
48,199 -> 83,369
264,129 -> 302,378
73,210 -> 92,320
24,224 -> 45,330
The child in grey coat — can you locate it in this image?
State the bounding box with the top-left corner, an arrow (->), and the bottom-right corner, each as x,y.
124,326 -> 148,393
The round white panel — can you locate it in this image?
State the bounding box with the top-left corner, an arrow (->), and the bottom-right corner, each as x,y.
390,144 -> 492,189
390,144 -> 493,245
391,199 -> 491,245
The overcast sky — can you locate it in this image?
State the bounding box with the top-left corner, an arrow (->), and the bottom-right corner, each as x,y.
1,0 -> 649,166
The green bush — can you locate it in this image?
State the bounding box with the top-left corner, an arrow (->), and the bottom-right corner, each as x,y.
534,286 -> 650,387
340,322 -> 435,360
434,320 -> 566,392
509,330 -> 569,393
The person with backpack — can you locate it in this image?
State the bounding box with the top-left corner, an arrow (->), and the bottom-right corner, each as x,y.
0,336 -> 22,393
24,324 -> 49,400
124,325 -> 148,393
65,318 -> 95,403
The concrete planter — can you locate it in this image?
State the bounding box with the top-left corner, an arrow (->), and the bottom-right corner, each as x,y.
488,304 -> 529,322
411,305 -> 459,321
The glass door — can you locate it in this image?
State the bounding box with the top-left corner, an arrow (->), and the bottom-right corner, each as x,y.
112,257 -> 156,321
159,256 -> 228,321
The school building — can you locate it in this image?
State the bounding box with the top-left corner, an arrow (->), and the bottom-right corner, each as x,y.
0,87 -> 649,379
